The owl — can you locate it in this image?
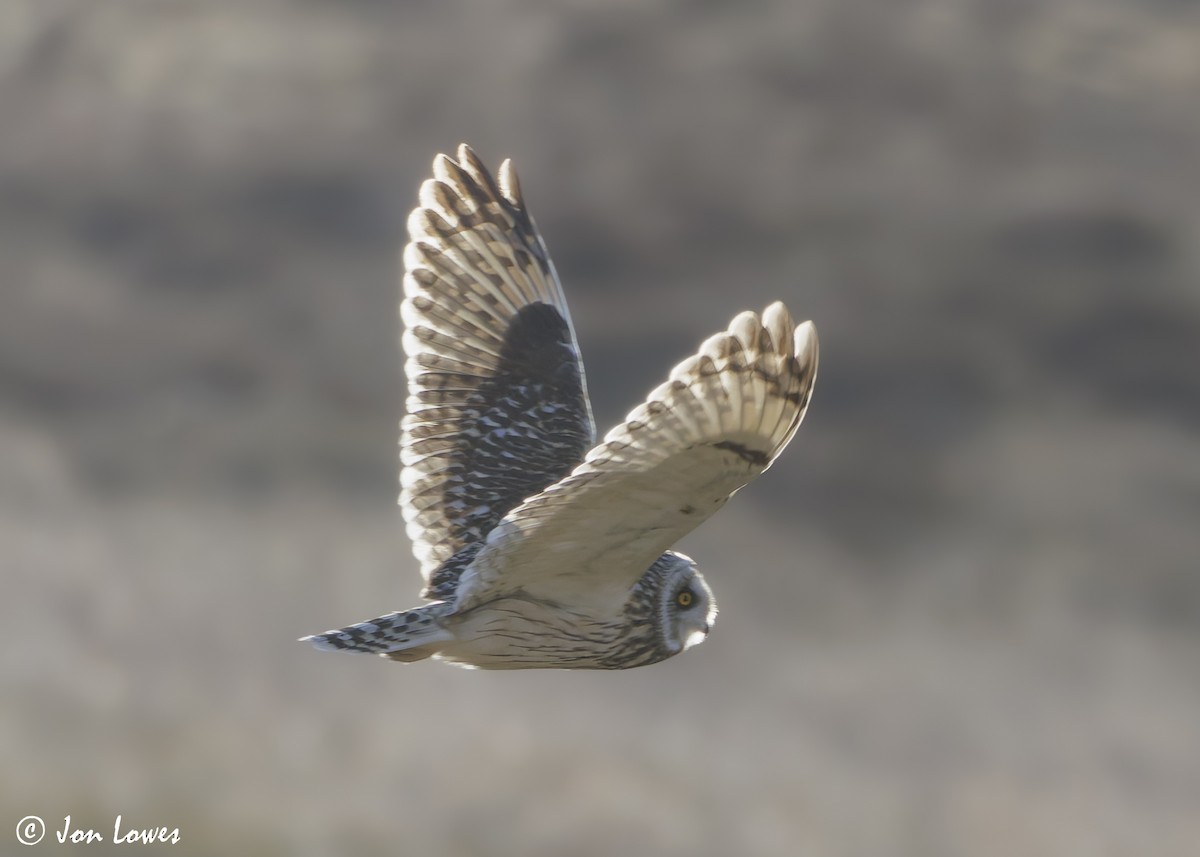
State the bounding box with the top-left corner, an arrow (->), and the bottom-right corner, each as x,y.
302,145 -> 818,669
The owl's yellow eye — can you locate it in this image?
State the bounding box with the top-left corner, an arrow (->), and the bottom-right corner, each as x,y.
676,588 -> 695,608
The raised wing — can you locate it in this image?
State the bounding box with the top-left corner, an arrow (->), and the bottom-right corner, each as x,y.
456,303 -> 818,612
400,145 -> 596,581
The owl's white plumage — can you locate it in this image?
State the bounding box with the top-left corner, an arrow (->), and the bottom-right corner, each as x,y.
302,145 -> 818,669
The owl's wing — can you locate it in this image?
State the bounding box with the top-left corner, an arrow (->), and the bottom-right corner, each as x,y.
400,145 -> 596,582
456,303 -> 818,612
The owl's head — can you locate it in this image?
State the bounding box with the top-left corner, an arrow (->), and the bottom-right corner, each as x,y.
650,551 -> 717,656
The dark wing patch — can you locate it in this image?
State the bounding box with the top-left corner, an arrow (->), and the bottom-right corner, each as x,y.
710,440 -> 770,467
414,303 -> 593,599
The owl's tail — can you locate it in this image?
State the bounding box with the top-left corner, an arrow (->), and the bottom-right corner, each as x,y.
301,603 -> 455,662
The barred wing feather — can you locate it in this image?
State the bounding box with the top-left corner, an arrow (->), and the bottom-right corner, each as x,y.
400,145 -> 596,581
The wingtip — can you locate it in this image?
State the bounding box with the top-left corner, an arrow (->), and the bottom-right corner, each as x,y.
417,176 -> 451,217
794,319 -> 818,355
429,144 -> 474,167
761,302 -> 795,356
431,151 -> 456,180
428,145 -> 524,210
498,158 -> 522,207
793,320 -> 819,378
431,144 -> 485,189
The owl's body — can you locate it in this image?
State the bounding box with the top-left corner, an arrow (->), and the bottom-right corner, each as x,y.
311,552 -> 712,669
302,145 -> 818,670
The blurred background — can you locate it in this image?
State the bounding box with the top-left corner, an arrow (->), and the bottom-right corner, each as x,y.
3,0 -> 1199,854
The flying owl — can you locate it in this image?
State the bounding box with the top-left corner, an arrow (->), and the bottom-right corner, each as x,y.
302,145 -> 818,669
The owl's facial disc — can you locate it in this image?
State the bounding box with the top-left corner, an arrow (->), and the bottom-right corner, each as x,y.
664,562 -> 717,654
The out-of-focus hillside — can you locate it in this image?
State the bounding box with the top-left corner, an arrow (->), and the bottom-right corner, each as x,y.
2,1 -> 1198,855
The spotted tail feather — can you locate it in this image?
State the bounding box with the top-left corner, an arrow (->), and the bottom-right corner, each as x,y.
301,603 -> 455,662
